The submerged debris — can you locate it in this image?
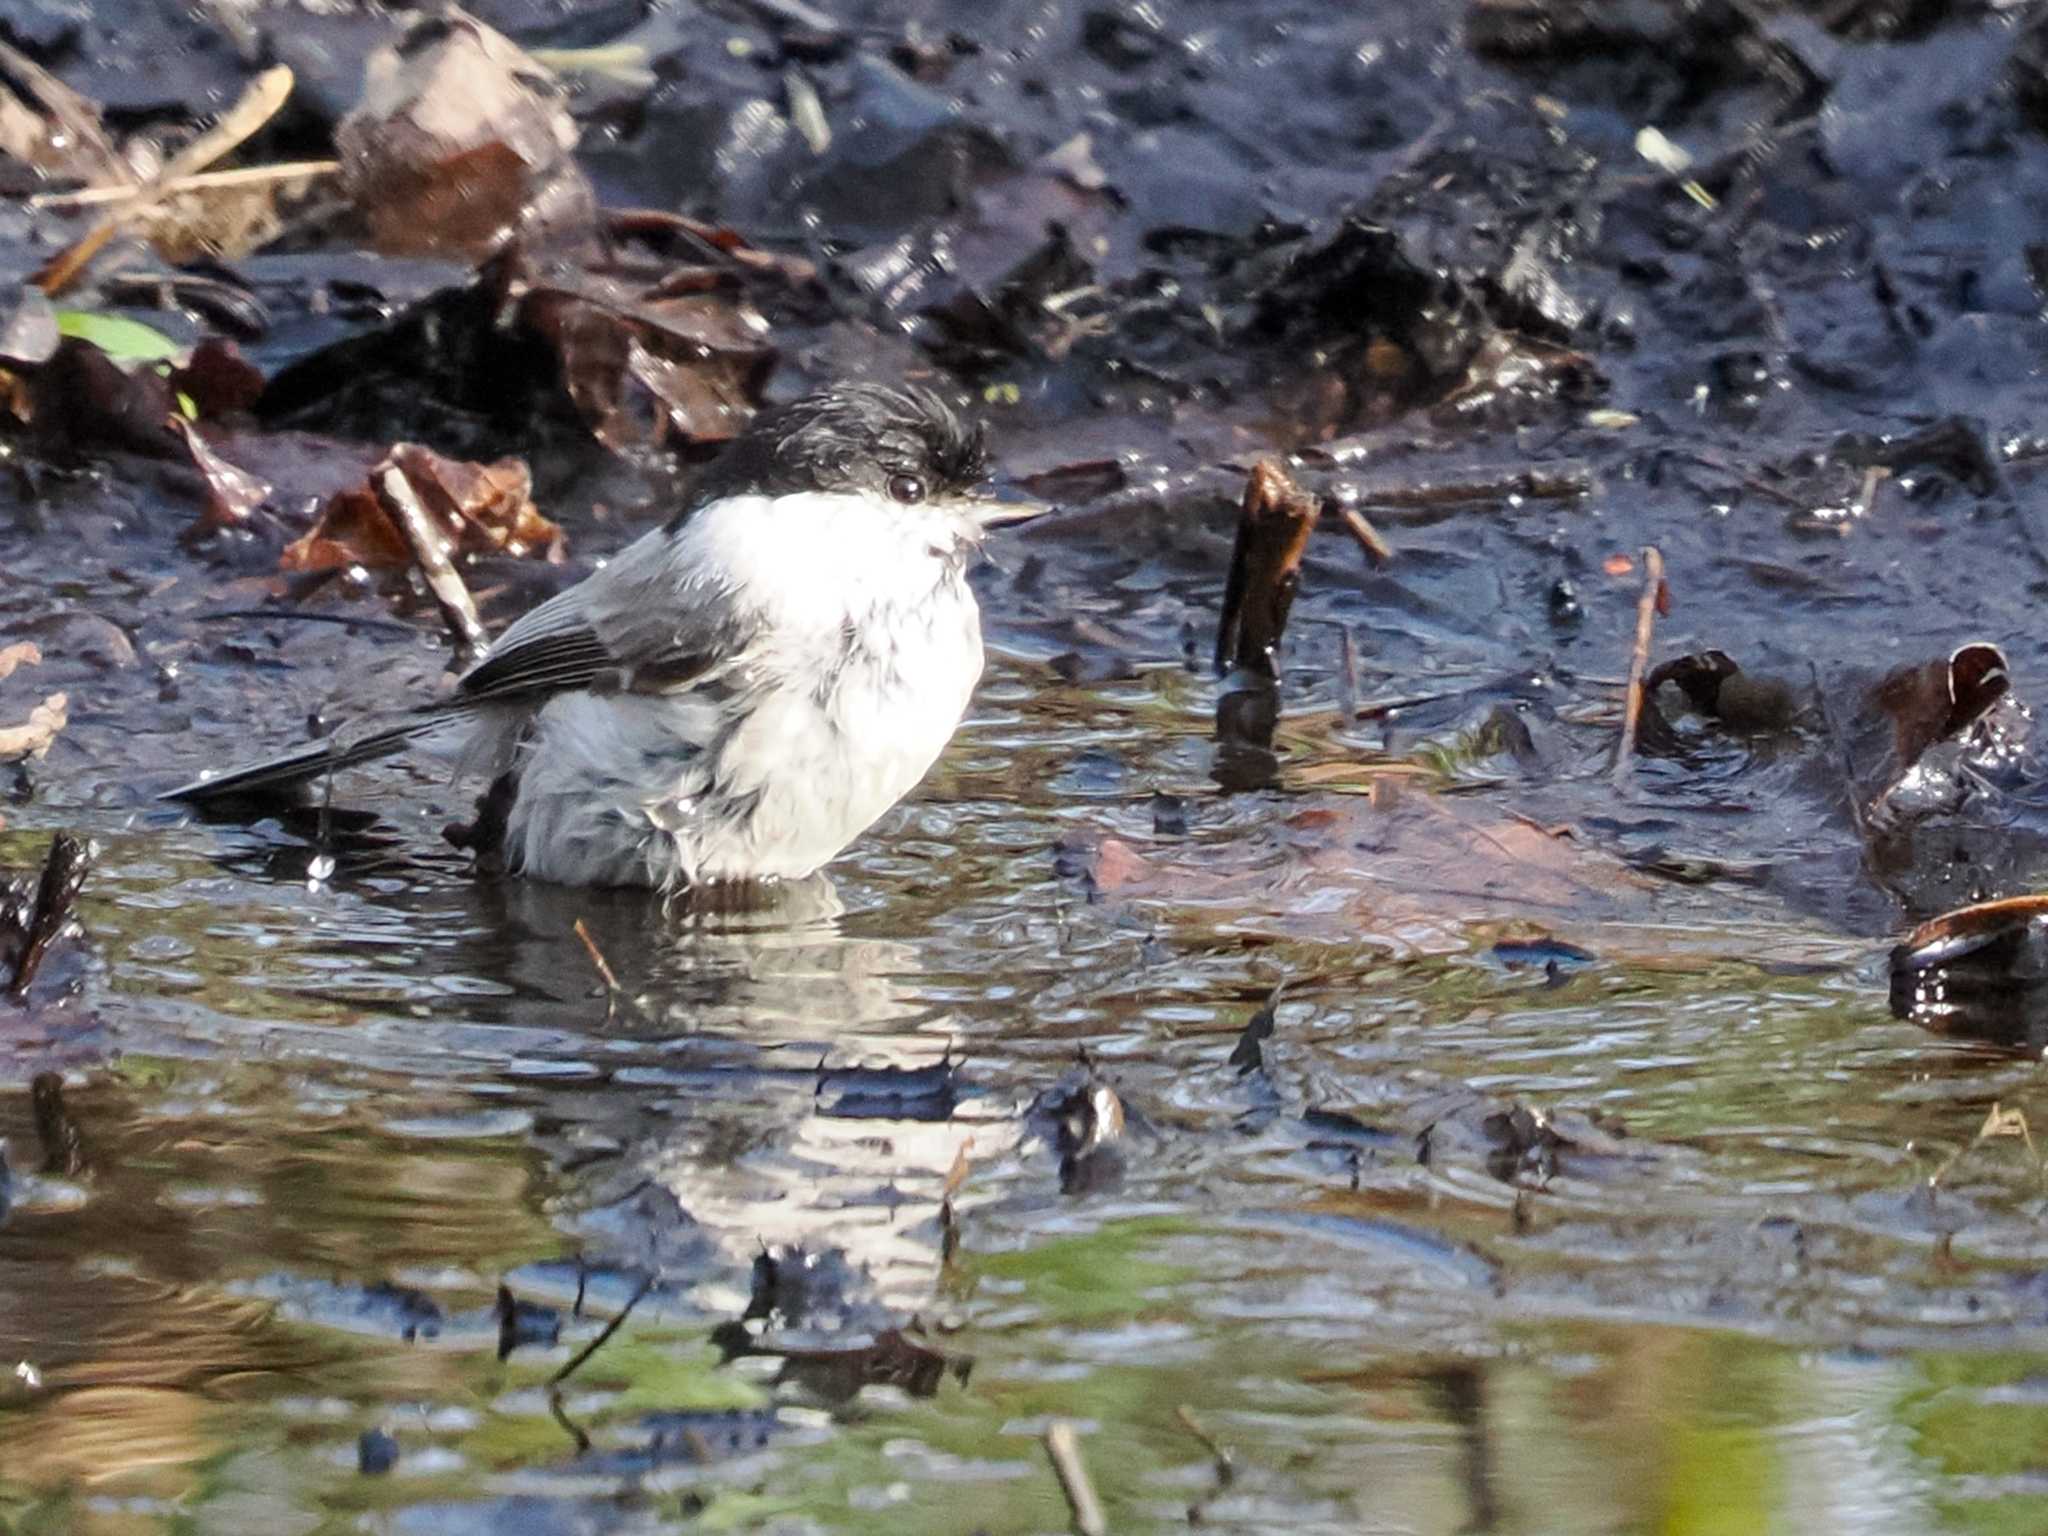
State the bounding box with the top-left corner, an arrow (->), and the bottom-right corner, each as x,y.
1030,1058 -> 1132,1195
29,1071 -> 83,1175
357,1427 -> 400,1476
1890,894 -> 2048,1049
1,835 -> 91,998
494,1284 -> 561,1361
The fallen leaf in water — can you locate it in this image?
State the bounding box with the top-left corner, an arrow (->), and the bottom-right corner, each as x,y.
493,1285 -> 561,1361
1631,650 -> 1803,754
713,1322 -> 968,1404
281,444 -> 563,574
1029,1059 -> 1132,1195
54,310 -> 181,364
1071,780 -> 1664,955
255,249 -> 774,455
1215,459 -> 1321,679
335,9 -> 597,261
1418,1092 -> 1643,1188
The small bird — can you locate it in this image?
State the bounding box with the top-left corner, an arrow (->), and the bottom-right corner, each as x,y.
164,382 -> 1038,889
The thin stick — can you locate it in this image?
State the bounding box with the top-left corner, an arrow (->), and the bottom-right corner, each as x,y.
161,66 -> 299,185
1335,505 -> 1394,567
378,464 -> 489,666
549,1271 -> 654,1387
736,0 -> 844,38
30,159 -> 340,210
1612,545 -> 1664,788
1175,1404 -> 1236,1486
1043,1420 -> 1107,1536
574,917 -> 626,1022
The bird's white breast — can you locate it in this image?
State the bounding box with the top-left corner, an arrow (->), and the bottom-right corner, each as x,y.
501,490 -> 985,888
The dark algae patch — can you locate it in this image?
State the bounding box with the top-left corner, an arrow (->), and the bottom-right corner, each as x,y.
10,0 -> 2048,1532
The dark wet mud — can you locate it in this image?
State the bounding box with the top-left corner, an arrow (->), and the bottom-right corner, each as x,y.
10,1 -> 2048,1532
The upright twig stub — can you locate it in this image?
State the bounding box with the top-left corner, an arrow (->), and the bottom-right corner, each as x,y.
1613,545 -> 1667,788
378,463 -> 490,667
1214,460 -> 1320,677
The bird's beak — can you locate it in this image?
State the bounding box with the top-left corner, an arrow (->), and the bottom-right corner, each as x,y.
967,476 -> 1053,529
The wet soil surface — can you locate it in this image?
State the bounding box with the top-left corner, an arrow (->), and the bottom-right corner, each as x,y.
9,0 -> 2048,1531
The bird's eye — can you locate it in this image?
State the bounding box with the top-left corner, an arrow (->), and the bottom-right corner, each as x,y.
888,473 -> 927,505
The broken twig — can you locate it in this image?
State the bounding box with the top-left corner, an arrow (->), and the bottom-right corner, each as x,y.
378,464 -> 489,666
1335,504 -> 1395,567
549,1271 -> 653,1388
1175,1404 -> 1237,1486
29,159 -> 339,211
573,917 -> 628,1022
1612,545 -> 1665,788
1043,1420 -> 1108,1536
33,66 -> 296,296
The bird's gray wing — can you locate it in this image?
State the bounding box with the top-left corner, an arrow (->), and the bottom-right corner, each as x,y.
164,528 -> 759,804
456,525 -> 760,704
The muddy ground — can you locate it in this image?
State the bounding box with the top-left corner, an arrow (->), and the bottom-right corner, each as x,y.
7,1 -> 2048,1532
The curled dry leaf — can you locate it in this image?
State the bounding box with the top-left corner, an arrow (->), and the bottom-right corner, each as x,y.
1215,459 -> 1321,678
1868,642 -> 2030,830
513,268 -> 772,451
335,9 -> 596,262
254,249 -> 775,456
0,642 -> 66,765
175,419 -> 274,535
280,444 -> 563,574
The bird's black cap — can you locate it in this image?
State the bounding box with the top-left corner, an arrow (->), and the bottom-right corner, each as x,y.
671,382 -> 989,531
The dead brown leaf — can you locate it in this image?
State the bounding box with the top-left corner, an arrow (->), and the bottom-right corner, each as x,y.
335,10 -> 596,262
516,272 -> 771,450
1075,786 -> 1661,956
1215,459 -> 1321,677
280,444 -> 563,574
3,337 -> 178,459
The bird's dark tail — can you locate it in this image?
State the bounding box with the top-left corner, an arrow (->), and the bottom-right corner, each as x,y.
158,717 -> 443,804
